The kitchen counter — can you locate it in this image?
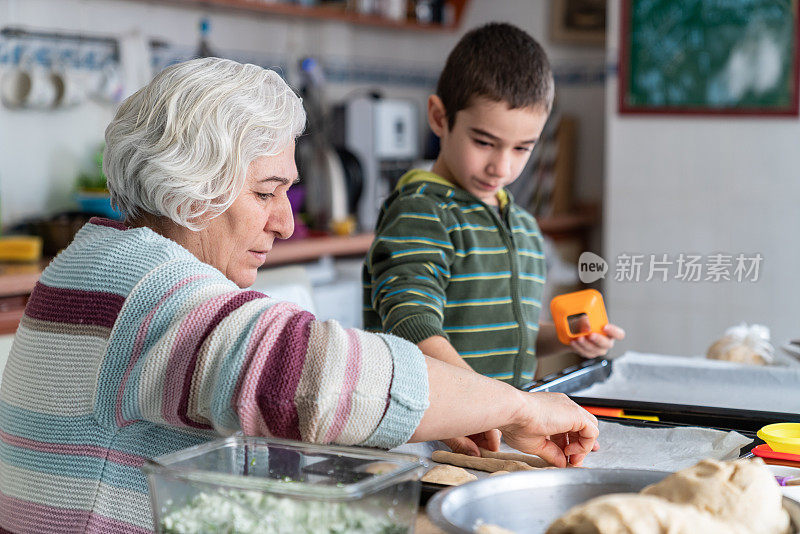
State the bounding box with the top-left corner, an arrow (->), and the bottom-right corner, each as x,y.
0,233 -> 376,334
0,233 -> 375,294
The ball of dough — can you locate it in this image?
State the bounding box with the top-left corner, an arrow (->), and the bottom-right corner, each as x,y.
641,458 -> 789,534
546,494 -> 742,534
422,464 -> 477,486
547,458 -> 789,534
707,338 -> 766,365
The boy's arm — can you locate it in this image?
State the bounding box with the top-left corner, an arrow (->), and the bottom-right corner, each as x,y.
366,195 -> 453,344
418,335 -> 474,371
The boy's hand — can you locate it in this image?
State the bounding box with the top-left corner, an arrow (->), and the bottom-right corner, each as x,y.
570,323 -> 625,359
442,428 -> 502,457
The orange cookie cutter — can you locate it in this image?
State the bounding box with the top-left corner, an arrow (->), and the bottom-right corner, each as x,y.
550,289 -> 609,346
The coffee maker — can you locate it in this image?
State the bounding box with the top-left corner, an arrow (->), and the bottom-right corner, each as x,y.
332,96 -> 419,231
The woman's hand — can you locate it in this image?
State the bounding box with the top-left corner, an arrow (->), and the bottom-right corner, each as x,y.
570,323 -> 626,359
410,357 -> 599,467
499,391 -> 599,468
442,428 -> 502,457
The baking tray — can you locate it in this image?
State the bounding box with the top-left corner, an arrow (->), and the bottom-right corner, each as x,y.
426,468 -> 800,533
524,358 -> 800,433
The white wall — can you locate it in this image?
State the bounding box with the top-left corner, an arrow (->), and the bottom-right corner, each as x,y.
604,0 -> 799,355
0,0 -> 605,227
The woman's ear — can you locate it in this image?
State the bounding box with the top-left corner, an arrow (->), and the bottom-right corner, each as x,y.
427,94 -> 448,138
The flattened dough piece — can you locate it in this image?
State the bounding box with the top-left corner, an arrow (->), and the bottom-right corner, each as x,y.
422,464 -> 477,486
432,450 -> 534,473
478,447 -> 551,468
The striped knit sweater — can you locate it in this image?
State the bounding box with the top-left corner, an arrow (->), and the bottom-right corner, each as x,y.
0,218 -> 428,534
363,170 -> 546,387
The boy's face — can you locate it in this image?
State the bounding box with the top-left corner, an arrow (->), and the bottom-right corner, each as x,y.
429,96 -> 549,206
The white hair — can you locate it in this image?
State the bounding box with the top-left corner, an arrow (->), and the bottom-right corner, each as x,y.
103,57 -> 306,230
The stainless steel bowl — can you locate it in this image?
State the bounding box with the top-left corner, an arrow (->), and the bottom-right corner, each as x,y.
426,468 -> 800,533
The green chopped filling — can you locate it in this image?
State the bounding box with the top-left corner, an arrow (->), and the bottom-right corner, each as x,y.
160,490 -> 407,534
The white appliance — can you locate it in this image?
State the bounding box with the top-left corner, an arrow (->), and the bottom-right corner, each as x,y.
335,97 -> 419,231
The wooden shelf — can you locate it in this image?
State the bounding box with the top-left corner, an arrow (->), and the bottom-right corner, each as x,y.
537,205 -> 600,238
125,0 -> 469,32
0,307 -> 26,336
0,263 -> 42,298
263,232 -> 374,266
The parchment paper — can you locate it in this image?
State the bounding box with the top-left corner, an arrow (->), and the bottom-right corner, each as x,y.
581,420 -> 752,470
572,352 -> 800,413
392,420 -> 751,474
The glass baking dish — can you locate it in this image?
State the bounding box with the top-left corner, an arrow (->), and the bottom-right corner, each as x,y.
142,435 -> 426,534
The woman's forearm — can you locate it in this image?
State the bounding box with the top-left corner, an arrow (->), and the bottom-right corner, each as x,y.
410,355 -> 599,467
409,356 -> 524,442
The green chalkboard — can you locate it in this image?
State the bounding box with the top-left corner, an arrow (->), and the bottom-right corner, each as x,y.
619,0 -> 799,115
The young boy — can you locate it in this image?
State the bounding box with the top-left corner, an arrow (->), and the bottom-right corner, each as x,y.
363,23 -> 624,434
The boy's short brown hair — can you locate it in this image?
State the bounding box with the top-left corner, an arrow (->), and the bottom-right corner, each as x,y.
436,22 -> 554,129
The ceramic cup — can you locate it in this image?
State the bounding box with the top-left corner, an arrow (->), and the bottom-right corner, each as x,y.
0,62 -> 58,109
51,66 -> 86,108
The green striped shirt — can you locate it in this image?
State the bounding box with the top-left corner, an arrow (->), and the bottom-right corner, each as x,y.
363,170 -> 546,387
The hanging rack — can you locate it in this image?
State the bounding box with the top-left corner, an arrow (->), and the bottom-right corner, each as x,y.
1,26 -> 121,61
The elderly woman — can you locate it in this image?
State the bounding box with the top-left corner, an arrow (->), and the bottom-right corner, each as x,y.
0,58 -> 597,533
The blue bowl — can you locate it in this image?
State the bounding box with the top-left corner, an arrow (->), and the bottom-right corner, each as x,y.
75,191 -> 124,220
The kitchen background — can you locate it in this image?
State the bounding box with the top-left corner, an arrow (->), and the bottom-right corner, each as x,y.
0,0 -> 796,374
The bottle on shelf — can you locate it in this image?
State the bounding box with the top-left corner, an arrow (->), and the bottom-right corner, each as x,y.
195,18 -> 216,59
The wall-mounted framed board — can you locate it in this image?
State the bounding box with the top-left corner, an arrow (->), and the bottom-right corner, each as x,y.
618,0 -> 800,116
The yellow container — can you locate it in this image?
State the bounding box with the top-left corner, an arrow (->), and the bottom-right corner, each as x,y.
0,236 -> 43,262
757,423 -> 800,454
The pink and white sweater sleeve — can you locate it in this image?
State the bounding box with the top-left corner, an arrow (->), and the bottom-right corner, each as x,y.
101,257 -> 429,449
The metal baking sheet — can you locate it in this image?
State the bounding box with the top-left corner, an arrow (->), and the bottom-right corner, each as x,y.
526,353 -> 800,432
426,468 -> 800,534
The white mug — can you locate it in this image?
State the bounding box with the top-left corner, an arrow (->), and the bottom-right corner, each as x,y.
1,64 -> 30,108
0,61 -> 57,109
51,66 -> 86,108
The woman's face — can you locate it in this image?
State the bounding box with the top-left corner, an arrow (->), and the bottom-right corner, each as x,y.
185,144 -> 297,287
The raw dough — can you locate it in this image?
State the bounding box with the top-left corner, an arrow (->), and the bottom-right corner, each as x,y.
707,339 -> 766,365
421,464 -> 477,486
546,494 -> 740,534
478,447 -> 551,468
362,462 -> 398,475
488,470 -> 511,477
475,523 -> 517,534
547,458 -> 790,534
432,450 -> 535,473
642,458 -> 789,533
706,324 -> 773,366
